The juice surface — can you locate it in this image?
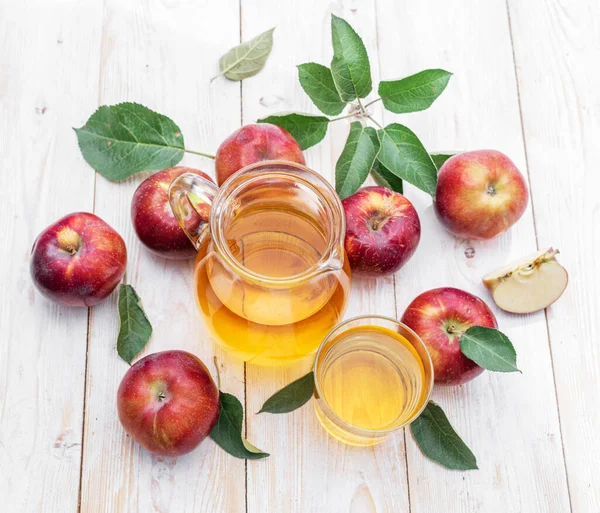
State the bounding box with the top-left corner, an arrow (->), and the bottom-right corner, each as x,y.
317,325 -> 427,433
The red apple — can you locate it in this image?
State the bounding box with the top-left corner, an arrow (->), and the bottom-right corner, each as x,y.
117,350 -> 220,457
401,287 -> 498,385
434,150 -> 529,240
30,212 -> 127,307
342,186 -> 421,277
131,167 -> 213,260
215,123 -> 305,185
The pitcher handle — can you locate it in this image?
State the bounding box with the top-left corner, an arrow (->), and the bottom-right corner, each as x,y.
168,172 -> 218,250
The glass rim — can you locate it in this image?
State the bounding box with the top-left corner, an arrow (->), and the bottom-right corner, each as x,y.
312,314 -> 434,436
210,159 -> 346,286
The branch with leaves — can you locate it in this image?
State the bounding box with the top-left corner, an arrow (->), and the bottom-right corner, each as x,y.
257,14 -> 453,200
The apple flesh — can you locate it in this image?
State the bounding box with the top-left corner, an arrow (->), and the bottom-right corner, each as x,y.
401,287 -> 498,385
434,150 -> 529,240
483,248 -> 568,314
215,123 -> 305,185
30,212 -> 127,307
342,186 -> 421,277
131,167 -> 213,260
117,350 -> 220,457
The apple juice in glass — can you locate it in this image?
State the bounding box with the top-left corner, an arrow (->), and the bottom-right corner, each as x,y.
169,161 -> 351,366
313,316 -> 433,446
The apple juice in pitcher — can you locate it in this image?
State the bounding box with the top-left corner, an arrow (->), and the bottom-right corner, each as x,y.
169,161 -> 351,366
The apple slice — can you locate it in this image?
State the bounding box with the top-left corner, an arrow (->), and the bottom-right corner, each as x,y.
483,248 -> 568,314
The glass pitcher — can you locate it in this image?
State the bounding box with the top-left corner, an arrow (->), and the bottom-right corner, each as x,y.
168,160 -> 351,366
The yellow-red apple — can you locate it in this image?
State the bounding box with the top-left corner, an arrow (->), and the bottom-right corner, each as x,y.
434,150 -> 528,240
30,212 -> 126,307
117,350 -> 220,457
401,287 -> 498,385
215,124 -> 305,185
342,186 -> 421,277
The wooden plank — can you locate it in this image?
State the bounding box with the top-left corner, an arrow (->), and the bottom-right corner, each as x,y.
0,1 -> 102,511
241,2 -> 410,512
375,0 -> 572,511
507,0 -> 600,510
78,2 -> 246,512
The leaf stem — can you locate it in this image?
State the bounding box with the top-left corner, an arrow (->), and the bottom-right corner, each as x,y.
184,148 -> 216,159
357,97 -> 367,115
364,98 -> 381,109
209,71 -> 224,83
367,115 -> 383,129
329,113 -> 358,123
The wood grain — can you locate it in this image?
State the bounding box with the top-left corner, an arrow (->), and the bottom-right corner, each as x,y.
375,0 -> 571,511
2,0 -> 596,510
0,1 -> 102,511
78,2 -> 245,512
508,0 -> 600,510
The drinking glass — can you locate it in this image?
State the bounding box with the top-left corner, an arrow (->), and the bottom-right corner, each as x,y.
313,315 -> 434,446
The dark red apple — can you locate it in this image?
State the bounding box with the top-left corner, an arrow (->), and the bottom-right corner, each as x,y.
30,212 -> 126,307
117,350 -> 220,457
434,150 -> 529,240
131,167 -> 213,259
342,186 -> 421,277
215,123 -> 305,185
401,287 -> 498,386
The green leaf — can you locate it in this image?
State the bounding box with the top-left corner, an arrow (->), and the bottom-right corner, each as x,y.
336,122 -> 380,199
210,392 -> 269,459
213,27 -> 275,81
459,326 -> 520,373
377,123 -> 438,196
371,159 -> 403,194
259,371 -> 315,414
411,401 -> 478,471
117,285 -> 153,365
74,102 -> 185,181
297,63 -> 347,116
378,69 -> 452,114
258,113 -> 329,150
431,153 -> 456,170
330,15 -> 372,101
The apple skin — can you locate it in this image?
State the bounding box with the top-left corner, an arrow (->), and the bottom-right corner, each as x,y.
434,150 -> 529,240
30,212 -> 127,307
215,123 -> 305,185
117,350 -> 220,457
131,167 -> 213,260
401,287 -> 498,386
342,186 -> 421,277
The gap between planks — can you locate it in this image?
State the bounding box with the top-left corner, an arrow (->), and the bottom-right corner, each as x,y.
239,2 -> 249,513
77,1 -> 106,510
504,0 -> 574,510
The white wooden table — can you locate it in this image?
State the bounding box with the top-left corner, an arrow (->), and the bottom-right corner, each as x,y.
1,1 -> 598,511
